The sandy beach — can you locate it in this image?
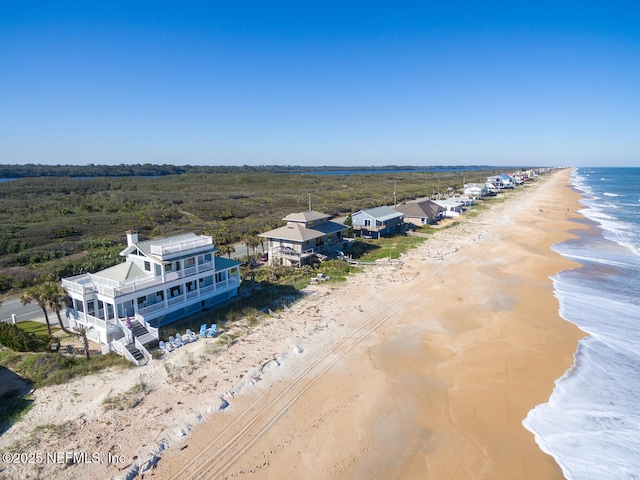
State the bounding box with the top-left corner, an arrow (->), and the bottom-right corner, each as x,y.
0,169 -> 585,480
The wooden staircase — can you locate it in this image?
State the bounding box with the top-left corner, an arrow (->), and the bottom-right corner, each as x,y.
124,343 -> 145,362
130,320 -> 149,338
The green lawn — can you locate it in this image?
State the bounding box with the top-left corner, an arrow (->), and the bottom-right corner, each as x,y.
16,320 -> 60,337
355,234 -> 429,261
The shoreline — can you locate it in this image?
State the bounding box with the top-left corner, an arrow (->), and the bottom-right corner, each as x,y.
0,170 -> 586,480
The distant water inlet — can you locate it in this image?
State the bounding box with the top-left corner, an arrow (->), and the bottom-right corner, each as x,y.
524,167 -> 640,480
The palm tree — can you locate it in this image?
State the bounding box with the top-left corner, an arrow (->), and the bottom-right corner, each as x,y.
247,236 -> 261,260
42,281 -> 75,336
218,244 -> 236,259
42,281 -> 91,359
75,326 -> 91,360
241,234 -> 253,262
21,284 -> 52,335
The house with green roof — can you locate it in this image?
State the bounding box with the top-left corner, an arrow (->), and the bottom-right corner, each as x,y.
62,230 -> 240,364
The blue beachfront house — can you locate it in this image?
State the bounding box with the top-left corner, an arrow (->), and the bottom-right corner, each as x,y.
62,230 -> 241,364
350,206 -> 405,239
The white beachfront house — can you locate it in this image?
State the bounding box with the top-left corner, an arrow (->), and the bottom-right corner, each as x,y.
259,211 -> 349,267
433,199 -> 466,217
463,183 -> 489,199
62,231 -> 241,364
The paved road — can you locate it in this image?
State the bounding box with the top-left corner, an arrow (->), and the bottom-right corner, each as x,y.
0,298 -> 57,325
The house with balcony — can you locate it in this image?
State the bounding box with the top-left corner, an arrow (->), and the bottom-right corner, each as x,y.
351,206 -> 404,239
463,183 -> 489,199
433,198 -> 466,217
258,211 -> 349,267
62,230 -> 241,364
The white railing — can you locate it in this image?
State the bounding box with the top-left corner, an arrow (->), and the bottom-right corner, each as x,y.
150,236 -> 212,258
92,316 -> 107,330
62,277 -> 95,295
167,294 -> 185,307
66,261 -> 218,300
121,323 -> 134,344
138,301 -> 166,316
200,284 -> 214,295
186,290 -> 199,301
198,261 -> 214,272
134,337 -> 151,363
111,338 -> 142,366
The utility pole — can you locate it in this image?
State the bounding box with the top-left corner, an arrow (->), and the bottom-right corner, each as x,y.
393,181 -> 397,207
308,194 -> 312,211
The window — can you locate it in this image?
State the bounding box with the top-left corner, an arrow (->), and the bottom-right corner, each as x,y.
87,301 -> 95,317
186,257 -> 195,267
75,299 -> 84,313
144,261 -> 151,271
364,219 -> 371,227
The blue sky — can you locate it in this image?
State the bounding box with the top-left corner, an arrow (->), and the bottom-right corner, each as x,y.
1,1 -> 638,167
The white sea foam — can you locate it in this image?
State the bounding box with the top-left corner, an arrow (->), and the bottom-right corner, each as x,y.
525,168 -> 640,480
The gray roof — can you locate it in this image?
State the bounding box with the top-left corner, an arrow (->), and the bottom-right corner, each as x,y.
259,220 -> 347,242
355,206 -> 404,221
283,210 -> 330,223
395,200 -> 445,218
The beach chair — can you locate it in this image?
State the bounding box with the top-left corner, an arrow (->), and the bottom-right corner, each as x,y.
168,336 -> 182,349
159,340 -> 172,353
176,333 -> 189,345
199,323 -> 207,338
206,324 -> 217,337
186,329 -> 198,342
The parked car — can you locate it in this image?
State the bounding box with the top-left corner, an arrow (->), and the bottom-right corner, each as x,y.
260,253 -> 268,262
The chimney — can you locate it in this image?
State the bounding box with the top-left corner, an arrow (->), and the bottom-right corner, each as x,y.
125,229 -> 139,246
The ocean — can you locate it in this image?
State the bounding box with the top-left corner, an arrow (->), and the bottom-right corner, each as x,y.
523,167 -> 640,479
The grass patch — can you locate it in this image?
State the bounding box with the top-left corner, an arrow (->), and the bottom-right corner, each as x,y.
16,321 -> 60,337
102,381 -> 149,411
0,350 -> 132,389
0,389 -> 34,435
355,234 -> 428,261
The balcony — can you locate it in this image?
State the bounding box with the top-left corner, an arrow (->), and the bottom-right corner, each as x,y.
78,260 -> 215,298
150,236 -> 213,260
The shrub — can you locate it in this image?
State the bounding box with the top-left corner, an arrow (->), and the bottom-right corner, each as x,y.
0,323 -> 39,352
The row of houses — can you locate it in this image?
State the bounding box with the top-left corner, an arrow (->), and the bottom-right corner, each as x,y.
61,170 -> 532,364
